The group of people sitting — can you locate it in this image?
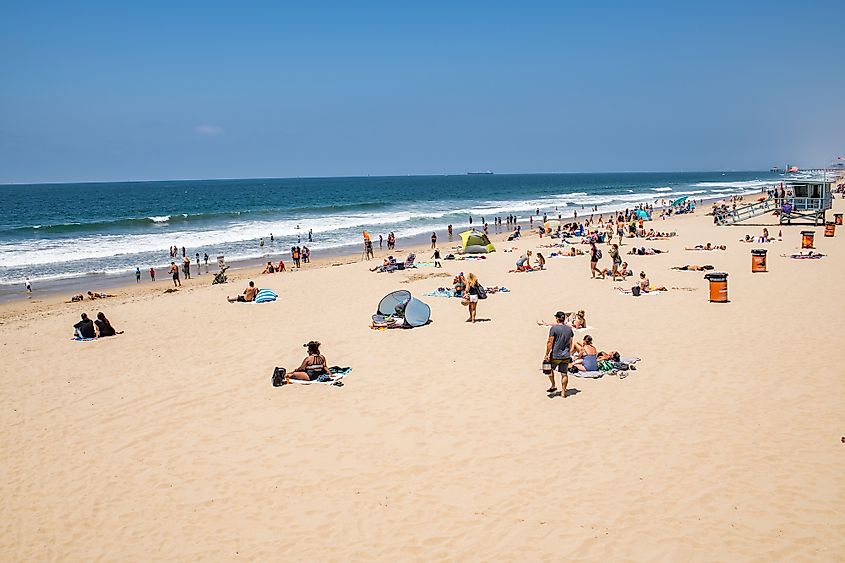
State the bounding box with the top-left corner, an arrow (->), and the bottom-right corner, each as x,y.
69,291 -> 115,302
261,260 -> 286,274
513,250 -> 545,271
740,228 -> 776,244
72,312 -> 121,338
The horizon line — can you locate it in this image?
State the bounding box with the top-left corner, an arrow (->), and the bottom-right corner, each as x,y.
0,168 -> 787,187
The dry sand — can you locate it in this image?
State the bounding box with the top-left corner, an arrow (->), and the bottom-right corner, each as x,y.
2,197 -> 844,561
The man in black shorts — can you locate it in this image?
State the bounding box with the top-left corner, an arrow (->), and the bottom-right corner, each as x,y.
169,261 -> 181,287
545,311 -> 575,398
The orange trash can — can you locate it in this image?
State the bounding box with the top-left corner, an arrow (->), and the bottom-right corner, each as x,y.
801,230 -> 815,249
704,272 -> 729,303
824,222 -> 835,237
751,249 -> 767,273
835,213 -> 843,226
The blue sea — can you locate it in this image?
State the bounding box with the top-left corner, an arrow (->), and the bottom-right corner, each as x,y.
0,171 -> 789,290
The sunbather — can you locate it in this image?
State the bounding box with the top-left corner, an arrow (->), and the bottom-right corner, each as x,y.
627,246 -> 666,255
571,335 -> 598,372
87,291 -> 114,299
671,264 -> 715,271
94,312 -> 122,337
227,281 -> 258,302
638,271 -> 667,292
686,243 -> 726,251
273,340 -> 329,385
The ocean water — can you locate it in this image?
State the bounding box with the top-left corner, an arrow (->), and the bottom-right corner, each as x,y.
0,171 -> 787,288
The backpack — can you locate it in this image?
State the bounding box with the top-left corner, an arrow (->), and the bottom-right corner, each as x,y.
476,284 -> 488,300
595,248 -> 603,260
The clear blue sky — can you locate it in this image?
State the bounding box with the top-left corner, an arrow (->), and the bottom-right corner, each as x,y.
1,1 -> 842,183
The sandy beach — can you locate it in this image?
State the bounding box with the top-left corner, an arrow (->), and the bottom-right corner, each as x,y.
2,194 -> 844,560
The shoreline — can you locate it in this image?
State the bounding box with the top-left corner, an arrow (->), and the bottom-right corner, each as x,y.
0,190 -> 768,322
1,191 -> 762,307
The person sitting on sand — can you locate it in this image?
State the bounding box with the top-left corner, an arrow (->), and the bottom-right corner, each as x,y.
277,260 -> 286,272
515,250 -> 532,271
261,261 -> 275,274
273,340 -> 328,385
534,252 -> 546,270
569,310 -> 587,329
453,272 -> 466,297
73,313 -> 96,339
671,264 -> 715,271
639,271 -> 667,293
94,312 -> 122,337
69,294 -> 84,303
571,335 -> 599,372
228,281 -> 259,303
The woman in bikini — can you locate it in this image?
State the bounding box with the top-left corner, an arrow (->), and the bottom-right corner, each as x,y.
273,341 -> 329,385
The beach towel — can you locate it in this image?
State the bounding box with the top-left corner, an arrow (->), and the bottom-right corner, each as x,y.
572,357 -> 640,379
71,337 -> 97,341
425,288 -> 457,298
615,287 -> 663,296
783,253 -> 825,259
288,366 -> 352,385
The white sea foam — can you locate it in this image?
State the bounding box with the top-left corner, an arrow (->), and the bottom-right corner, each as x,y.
651,187 -> 673,192
148,216 -> 171,223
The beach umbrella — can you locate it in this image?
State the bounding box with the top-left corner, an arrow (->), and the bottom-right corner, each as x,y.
543,220 -> 561,231
671,196 -> 689,206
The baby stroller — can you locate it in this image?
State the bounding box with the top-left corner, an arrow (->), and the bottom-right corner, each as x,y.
212,265 -> 229,285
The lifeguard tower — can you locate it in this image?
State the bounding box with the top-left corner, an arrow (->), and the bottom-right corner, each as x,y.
779,180 -> 833,226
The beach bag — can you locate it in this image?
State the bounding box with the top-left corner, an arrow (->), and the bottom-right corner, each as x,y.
476,284 -> 488,300
595,249 -> 602,260
631,286 -> 641,296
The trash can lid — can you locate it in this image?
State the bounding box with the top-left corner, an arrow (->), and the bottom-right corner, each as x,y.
751,249 -> 767,255
704,272 -> 728,280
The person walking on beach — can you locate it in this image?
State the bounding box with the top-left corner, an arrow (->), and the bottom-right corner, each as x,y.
25,277 -> 32,294
464,273 -> 482,323
169,262 -> 181,287
432,248 -> 442,268
196,253 -> 201,275
590,242 -> 604,279
204,253 -> 209,272
610,244 -> 623,281
308,229 -> 313,242
183,255 -> 192,279
431,232 -> 437,249
448,224 -> 453,238
545,311 -> 575,398
135,267 -> 141,284
149,267 -> 156,282
379,234 -> 383,249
